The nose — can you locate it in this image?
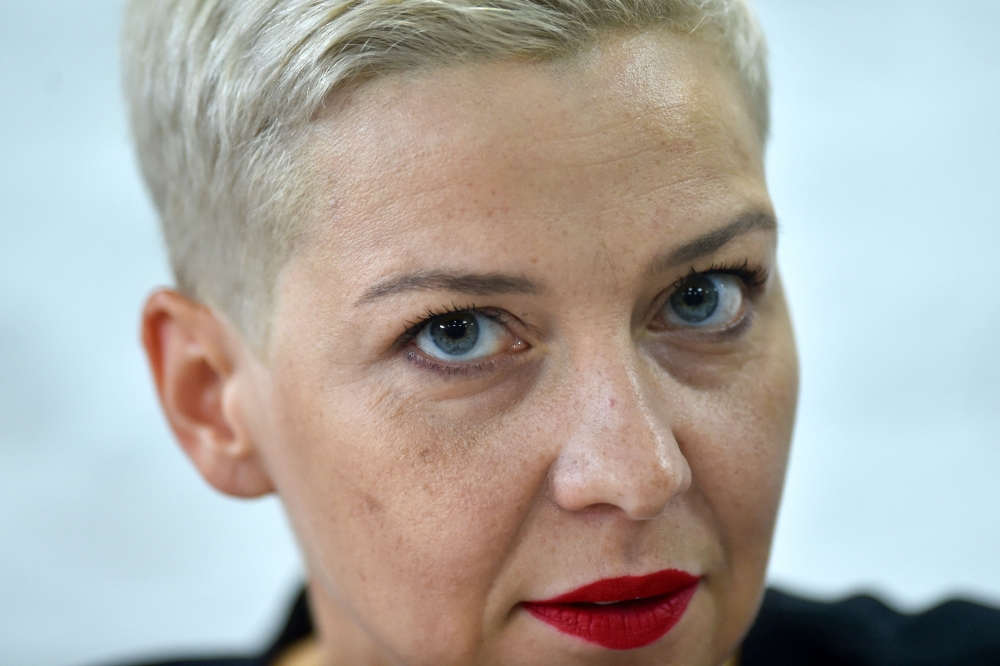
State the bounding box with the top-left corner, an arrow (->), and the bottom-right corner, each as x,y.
547,343 -> 691,521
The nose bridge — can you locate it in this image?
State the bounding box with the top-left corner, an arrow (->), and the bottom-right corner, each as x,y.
575,335 -> 661,452
549,327 -> 691,520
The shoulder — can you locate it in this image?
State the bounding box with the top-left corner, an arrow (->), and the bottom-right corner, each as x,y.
742,587 -> 1000,666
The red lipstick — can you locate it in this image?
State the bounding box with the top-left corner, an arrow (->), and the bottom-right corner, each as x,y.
522,569 -> 699,650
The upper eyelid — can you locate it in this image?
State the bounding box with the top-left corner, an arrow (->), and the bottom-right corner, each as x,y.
398,306 -> 516,348
669,262 -> 769,291
398,263 -> 767,345
400,304 -> 482,338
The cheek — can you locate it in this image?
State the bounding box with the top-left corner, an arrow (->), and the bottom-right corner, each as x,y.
694,343 -> 796,552
674,316 -> 797,623
669,289 -> 798,549
264,368 -> 549,655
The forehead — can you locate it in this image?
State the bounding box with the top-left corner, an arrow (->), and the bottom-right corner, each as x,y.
297,29 -> 765,273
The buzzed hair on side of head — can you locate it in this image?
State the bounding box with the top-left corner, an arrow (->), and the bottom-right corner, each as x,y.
122,0 -> 770,351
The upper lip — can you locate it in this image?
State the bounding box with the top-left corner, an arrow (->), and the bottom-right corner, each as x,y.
528,569 -> 700,605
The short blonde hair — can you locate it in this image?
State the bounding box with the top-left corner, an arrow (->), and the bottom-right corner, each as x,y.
122,0 -> 769,348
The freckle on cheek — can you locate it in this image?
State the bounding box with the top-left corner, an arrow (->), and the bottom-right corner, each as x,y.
361,492 -> 384,514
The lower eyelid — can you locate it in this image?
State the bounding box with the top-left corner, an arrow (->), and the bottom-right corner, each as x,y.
404,348 -> 518,376
653,293 -> 751,334
667,307 -> 754,339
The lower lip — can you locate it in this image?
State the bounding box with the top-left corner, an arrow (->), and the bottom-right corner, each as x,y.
521,569 -> 699,651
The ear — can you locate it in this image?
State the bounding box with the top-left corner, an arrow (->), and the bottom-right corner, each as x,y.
142,290 -> 275,498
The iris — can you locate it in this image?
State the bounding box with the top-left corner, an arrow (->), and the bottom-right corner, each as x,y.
428,313 -> 480,356
670,274 -> 720,323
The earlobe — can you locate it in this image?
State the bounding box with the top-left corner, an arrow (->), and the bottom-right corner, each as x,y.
142,290 -> 275,498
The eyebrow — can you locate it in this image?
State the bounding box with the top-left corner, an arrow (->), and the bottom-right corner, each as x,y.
355,271 -> 542,306
355,209 -> 776,306
649,209 -> 777,274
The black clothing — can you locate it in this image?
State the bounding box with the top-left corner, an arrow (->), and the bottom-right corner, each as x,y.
118,587 -> 1000,666
743,589 -> 1000,666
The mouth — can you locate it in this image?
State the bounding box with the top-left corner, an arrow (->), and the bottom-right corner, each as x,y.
521,569 -> 700,650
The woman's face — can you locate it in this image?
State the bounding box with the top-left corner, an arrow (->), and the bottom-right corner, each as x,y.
248,29 -> 797,666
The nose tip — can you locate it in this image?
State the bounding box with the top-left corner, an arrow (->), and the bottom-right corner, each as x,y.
549,441 -> 691,520
547,394 -> 692,521
545,335 -> 693,521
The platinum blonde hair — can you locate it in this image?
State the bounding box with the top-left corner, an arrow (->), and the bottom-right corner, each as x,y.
122,0 -> 769,348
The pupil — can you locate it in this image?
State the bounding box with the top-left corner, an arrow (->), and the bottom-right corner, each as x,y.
669,275 -> 719,323
443,319 -> 468,339
430,313 -> 480,355
683,286 -> 707,307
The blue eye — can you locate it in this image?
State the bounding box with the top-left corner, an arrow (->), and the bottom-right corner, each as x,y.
415,311 -> 509,361
666,273 -> 744,327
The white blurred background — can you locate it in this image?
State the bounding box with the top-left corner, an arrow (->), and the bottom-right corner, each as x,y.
0,1 -> 997,664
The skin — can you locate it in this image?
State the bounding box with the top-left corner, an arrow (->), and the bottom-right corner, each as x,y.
143,29 -> 798,666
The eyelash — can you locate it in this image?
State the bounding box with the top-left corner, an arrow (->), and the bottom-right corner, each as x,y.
396,260 -> 769,370
395,304 -> 525,377
397,303 -> 512,346
670,259 -> 770,293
